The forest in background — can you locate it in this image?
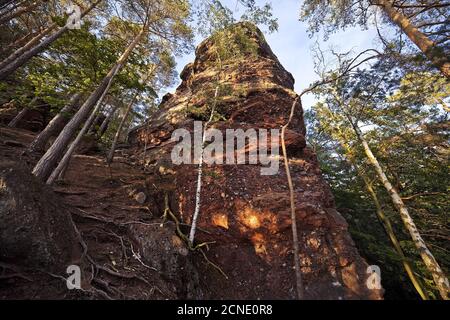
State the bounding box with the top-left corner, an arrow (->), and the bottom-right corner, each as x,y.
0,0 -> 448,300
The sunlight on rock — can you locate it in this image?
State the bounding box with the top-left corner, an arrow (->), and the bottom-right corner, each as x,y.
341,263 -> 362,295
306,235 -> 321,250
251,232 -> 268,257
178,194 -> 185,220
300,255 -> 313,274
238,208 -> 261,229
212,213 -> 229,229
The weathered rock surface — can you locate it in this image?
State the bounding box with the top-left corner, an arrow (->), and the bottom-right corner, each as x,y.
0,161 -> 81,272
128,222 -> 202,299
129,22 -> 383,299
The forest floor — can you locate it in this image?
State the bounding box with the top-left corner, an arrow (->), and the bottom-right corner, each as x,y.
0,126 -> 206,299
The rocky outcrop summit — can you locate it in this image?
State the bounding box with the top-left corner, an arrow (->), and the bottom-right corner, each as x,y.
128,22 -> 383,299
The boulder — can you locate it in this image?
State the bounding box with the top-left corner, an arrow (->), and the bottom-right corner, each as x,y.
0,161 -> 80,272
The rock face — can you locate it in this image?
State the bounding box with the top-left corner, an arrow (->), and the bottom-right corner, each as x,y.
129,23 -> 382,299
0,161 -> 81,272
128,222 -> 203,299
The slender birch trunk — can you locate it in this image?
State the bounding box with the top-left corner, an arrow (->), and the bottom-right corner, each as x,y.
351,121 -> 449,299
189,50 -> 224,246
338,136 -> 429,299
27,93 -> 82,153
362,174 -> 429,300
189,85 -> 219,245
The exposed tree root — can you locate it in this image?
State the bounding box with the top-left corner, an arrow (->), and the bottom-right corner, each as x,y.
0,262 -> 33,282
198,248 -> 229,280
130,243 -> 158,271
161,192 -> 229,280
71,207 -> 156,227
67,214 -> 156,299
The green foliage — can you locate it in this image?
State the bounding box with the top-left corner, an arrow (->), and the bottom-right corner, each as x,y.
0,0 -> 195,127
300,0 -> 449,75
305,44 -> 449,299
194,0 -> 278,37
300,0 -> 368,38
185,80 -> 232,121
209,22 -> 260,65
203,169 -> 221,179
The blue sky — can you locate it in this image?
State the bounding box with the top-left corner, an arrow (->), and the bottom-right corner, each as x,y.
168,0 -> 381,110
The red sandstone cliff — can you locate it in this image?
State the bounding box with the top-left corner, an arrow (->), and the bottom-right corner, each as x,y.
0,22 -> 383,300
128,22 -> 383,300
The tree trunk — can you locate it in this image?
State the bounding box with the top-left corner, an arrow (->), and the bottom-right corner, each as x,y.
0,0 -> 101,80
0,1 -> 40,25
4,30 -> 38,53
97,104 -> 118,137
0,26 -> 67,80
46,79 -> 113,184
0,24 -> 56,70
32,24 -> 147,181
189,85 -> 220,245
331,120 -> 429,299
106,93 -> 139,164
87,102 -> 106,135
7,106 -> 28,127
0,0 -> 24,19
27,93 -> 82,154
376,0 -> 450,78
352,122 -> 450,300
362,175 -> 429,300
7,96 -> 39,127
32,66 -> 118,181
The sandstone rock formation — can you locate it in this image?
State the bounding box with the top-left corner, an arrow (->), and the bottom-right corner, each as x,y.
129,22 -> 383,299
